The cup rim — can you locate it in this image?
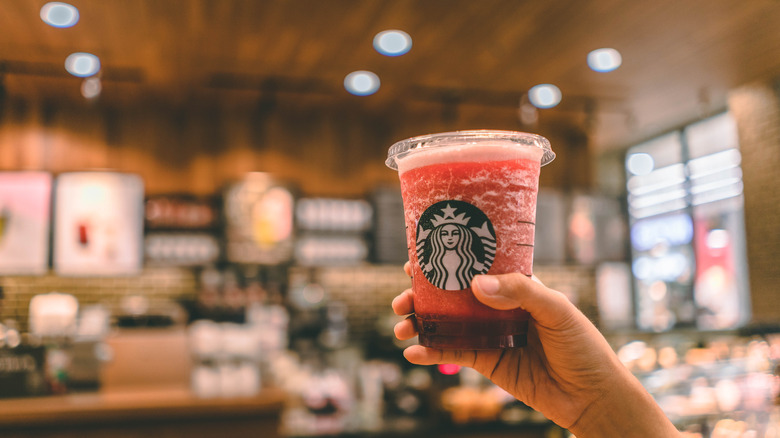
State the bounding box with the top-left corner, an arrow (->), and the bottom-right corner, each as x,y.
385,129 -> 555,170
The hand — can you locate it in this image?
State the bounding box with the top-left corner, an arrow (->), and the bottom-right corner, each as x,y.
392,263 -> 680,437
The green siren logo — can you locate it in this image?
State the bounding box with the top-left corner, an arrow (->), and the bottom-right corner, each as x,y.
416,200 -> 496,291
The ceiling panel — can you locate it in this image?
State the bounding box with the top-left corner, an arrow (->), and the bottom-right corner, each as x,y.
1,0 -> 780,151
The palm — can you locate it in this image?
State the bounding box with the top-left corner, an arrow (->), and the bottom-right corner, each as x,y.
392,269 -> 622,429
394,271 -> 681,437
398,309 -> 615,428
462,319 -> 610,428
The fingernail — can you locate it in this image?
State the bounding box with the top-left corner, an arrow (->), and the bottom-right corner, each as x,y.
474,275 -> 499,296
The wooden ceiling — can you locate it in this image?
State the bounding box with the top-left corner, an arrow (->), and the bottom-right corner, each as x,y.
1,0 -> 780,152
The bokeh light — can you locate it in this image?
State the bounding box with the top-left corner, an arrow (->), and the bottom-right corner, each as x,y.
528,84 -> 562,109
344,71 -> 380,96
588,48 -> 622,72
373,30 -> 412,56
40,2 -> 79,28
65,53 -> 100,77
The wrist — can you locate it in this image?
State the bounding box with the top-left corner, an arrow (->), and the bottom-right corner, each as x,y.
568,365 -> 680,438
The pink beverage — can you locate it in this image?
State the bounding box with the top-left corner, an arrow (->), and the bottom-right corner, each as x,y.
386,131 -> 554,349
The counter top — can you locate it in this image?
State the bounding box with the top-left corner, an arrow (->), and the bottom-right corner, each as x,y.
0,387 -> 288,429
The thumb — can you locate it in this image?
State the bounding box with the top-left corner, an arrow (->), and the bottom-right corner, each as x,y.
471,273 -> 578,328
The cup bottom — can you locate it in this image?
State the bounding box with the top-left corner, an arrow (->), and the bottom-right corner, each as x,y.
416,318 -> 529,350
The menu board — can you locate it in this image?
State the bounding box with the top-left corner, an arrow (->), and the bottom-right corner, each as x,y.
224,173 -> 294,265
0,172 -> 52,275
143,195 -> 222,266
53,172 -> 144,276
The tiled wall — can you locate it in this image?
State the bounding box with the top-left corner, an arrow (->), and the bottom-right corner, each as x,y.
291,264 -> 412,343
0,268 -> 198,333
729,80 -> 780,323
294,264 -> 598,343
534,265 -> 599,324
1,263 -> 596,339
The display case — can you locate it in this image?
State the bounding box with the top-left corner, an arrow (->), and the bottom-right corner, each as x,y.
613,328 -> 779,437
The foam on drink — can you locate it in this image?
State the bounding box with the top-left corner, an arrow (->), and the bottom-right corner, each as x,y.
397,142 -> 544,174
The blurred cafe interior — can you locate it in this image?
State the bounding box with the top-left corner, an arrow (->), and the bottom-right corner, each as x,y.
0,1 -> 779,437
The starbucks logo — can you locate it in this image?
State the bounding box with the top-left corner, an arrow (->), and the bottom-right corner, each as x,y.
416,200 -> 496,291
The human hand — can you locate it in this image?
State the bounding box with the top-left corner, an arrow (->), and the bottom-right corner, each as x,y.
392,263 -> 680,437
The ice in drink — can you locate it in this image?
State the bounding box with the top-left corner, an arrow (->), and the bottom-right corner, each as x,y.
386,131 -> 554,349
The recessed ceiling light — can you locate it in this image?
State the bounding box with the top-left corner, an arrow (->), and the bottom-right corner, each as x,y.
588,48 -> 622,72
40,2 -> 79,28
344,71 -> 380,96
528,84 -> 561,109
65,52 -> 100,77
373,30 -> 412,56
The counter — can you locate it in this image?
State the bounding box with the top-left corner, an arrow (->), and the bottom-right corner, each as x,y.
0,387 -> 287,438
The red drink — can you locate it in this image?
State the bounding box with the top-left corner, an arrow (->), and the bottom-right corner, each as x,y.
387,131 -> 554,349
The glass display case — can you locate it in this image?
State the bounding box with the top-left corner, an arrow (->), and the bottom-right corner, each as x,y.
613,329 -> 779,437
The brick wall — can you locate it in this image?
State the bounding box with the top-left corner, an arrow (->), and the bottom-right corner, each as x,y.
300,264 -> 597,344
728,81 -> 780,323
0,268 -> 198,332
1,262 -> 596,339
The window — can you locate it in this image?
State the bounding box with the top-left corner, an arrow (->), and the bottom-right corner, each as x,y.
625,113 -> 750,331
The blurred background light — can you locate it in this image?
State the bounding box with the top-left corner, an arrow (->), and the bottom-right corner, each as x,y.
302,283 -> 325,304
40,2 -> 79,28
437,364 -> 461,375
373,30 -> 412,56
587,48 -> 622,72
629,213 -> 694,251
626,152 -> 655,175
707,229 -> 730,249
528,84 -> 561,108
65,53 -> 100,77
81,77 -> 101,99
344,70 -> 380,96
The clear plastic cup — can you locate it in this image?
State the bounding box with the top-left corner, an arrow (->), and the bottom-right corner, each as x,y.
387,130 -> 554,349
